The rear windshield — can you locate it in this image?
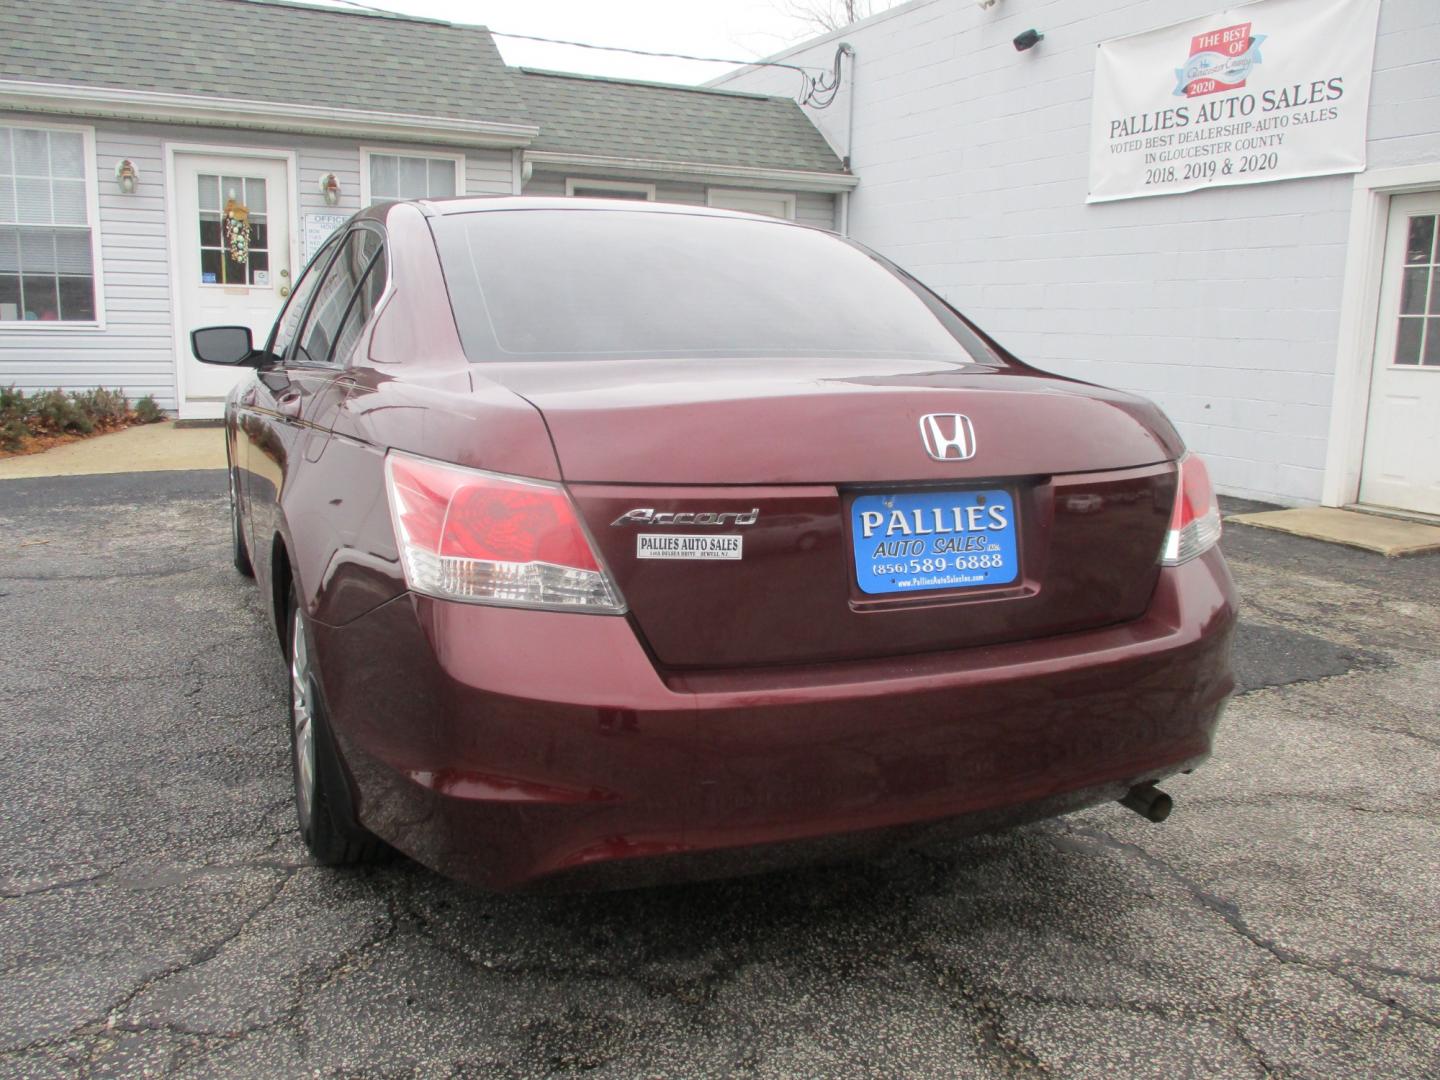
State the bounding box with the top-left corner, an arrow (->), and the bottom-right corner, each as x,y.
432,209 -> 993,364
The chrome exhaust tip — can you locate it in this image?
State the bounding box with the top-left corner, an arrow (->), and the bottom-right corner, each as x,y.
1120,783 -> 1173,823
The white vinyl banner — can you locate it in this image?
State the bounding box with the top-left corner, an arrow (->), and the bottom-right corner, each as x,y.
1088,0 -> 1381,203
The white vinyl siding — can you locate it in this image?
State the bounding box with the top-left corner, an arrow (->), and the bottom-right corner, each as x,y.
466,152 -> 514,196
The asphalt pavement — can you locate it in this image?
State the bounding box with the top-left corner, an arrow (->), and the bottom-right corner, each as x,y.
0,472 -> 1436,1079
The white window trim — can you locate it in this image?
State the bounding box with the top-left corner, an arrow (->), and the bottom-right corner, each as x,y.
359,146 -> 466,206
1323,161 -> 1440,508
0,119 -> 106,332
706,187 -> 798,221
564,178 -> 656,200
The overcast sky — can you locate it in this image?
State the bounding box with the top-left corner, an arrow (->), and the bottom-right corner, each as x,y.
311,0 -> 849,85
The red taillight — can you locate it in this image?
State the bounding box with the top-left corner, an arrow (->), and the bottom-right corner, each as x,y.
1162,452 -> 1222,565
384,452 -> 623,612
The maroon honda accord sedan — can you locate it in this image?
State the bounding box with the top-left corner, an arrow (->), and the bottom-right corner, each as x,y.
192,197 -> 1236,891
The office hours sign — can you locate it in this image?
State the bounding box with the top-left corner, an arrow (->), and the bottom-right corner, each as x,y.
1088,0 -> 1380,203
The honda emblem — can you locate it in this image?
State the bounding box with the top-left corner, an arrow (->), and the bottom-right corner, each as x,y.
918,413 -> 977,461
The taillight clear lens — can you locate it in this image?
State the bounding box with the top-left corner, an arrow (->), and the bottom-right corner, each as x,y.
1161,452 -> 1222,565
384,452 -> 625,612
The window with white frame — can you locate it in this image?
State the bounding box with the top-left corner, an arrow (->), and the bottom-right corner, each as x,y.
564,178 -> 655,201
0,125 -> 98,323
366,152 -> 458,201
706,188 -> 797,221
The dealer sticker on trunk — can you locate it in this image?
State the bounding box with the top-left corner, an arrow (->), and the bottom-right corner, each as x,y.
637,534 -> 743,560
851,489 -> 1018,595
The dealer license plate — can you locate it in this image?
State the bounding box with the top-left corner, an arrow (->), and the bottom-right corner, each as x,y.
851,489 -> 1018,596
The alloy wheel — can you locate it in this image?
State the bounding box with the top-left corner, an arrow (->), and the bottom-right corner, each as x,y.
290,608 -> 317,830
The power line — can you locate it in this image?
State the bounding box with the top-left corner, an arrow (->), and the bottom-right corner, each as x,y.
317,0 -> 848,106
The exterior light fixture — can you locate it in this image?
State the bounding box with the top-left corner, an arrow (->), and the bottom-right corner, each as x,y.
114,159 -> 138,193
976,0 -> 999,9
318,172 -> 341,206
1013,28 -> 1044,51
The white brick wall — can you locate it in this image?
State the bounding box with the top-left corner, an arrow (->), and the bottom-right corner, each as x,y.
716,0 -> 1440,505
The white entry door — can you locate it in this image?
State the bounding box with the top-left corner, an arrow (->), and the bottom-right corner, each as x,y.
1359,191 -> 1440,516
172,152 -> 293,418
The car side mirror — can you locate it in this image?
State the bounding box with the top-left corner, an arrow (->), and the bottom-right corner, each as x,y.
191,325 -> 258,367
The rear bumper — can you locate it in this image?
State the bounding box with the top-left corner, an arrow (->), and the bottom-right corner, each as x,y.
312,547 -> 1236,891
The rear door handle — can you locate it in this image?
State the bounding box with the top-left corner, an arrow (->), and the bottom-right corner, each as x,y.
275,389 -> 303,419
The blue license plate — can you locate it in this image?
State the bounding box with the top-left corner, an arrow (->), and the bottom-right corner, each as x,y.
851,489 -> 1019,596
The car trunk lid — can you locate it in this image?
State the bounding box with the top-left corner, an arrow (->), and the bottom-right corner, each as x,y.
483,358 -> 1181,668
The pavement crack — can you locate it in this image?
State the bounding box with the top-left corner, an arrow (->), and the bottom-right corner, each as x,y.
102,867 -> 299,1032
1,868 -> 116,899
1058,824 -> 1440,1030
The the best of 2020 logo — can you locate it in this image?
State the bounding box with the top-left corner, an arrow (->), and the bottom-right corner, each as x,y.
1174,22 -> 1267,98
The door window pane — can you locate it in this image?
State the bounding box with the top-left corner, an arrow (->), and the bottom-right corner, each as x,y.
198,173 -> 220,212
1393,214 -> 1440,366
1425,319 -> 1440,367
1394,318 -> 1422,365
200,173 -> 268,285
1401,267 -> 1430,314
1405,215 -> 1437,264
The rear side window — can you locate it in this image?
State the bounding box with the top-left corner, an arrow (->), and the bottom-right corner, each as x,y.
433,209 -> 993,364
293,229 -> 383,366
329,240 -> 387,366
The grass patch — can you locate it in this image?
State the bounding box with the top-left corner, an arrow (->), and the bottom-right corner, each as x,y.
0,386 -> 166,456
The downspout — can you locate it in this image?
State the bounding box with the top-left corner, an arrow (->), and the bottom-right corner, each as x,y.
841,43 -> 856,173
840,43 -> 856,236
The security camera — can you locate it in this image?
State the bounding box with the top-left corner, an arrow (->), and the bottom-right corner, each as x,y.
1013,28 -> 1044,51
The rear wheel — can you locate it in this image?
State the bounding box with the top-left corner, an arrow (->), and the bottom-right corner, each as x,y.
229,465 -> 253,577
287,593 -> 388,865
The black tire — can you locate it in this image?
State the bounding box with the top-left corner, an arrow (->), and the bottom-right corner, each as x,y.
286,591 -> 389,865
229,464 -> 254,578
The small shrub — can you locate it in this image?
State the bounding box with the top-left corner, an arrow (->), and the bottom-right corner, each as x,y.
133,395 -> 165,424
0,385 -> 165,452
1,418 -> 27,451
29,390 -> 93,435
0,385 -> 25,424
71,388 -> 130,428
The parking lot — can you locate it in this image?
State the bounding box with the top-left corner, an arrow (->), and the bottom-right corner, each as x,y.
1,470 -> 1436,1079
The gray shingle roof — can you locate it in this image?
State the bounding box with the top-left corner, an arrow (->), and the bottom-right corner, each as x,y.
517,69 -> 846,174
0,0 -> 529,125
